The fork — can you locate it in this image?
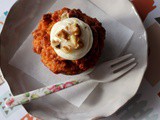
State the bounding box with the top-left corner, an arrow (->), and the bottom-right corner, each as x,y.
5,54 -> 136,107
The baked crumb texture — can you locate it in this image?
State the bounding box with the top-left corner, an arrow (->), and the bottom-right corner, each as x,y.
32,8 -> 106,75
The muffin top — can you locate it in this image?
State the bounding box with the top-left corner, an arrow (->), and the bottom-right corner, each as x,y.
32,8 -> 105,75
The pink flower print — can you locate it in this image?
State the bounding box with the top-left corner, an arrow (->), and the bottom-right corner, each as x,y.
48,85 -> 62,92
63,82 -> 74,88
6,98 -> 14,106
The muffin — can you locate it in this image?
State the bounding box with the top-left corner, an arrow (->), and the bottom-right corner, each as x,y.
32,8 -> 105,75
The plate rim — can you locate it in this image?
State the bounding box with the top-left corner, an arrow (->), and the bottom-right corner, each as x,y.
0,0 -> 148,119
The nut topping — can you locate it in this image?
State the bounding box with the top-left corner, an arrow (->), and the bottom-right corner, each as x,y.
52,40 -> 61,49
68,23 -> 81,36
62,46 -> 72,53
57,29 -> 69,40
55,21 -> 84,53
50,17 -> 93,60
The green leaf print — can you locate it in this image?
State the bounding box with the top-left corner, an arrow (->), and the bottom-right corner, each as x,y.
44,91 -> 52,95
25,92 -> 30,97
31,94 -> 39,99
21,98 -> 29,104
55,84 -> 60,87
73,81 -> 79,84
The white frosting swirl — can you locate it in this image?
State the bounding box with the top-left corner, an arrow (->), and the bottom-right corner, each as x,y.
50,18 -> 93,60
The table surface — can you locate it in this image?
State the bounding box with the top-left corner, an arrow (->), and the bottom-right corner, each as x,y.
0,0 -> 160,120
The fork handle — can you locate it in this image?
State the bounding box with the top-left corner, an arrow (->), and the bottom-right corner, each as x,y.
5,76 -> 90,108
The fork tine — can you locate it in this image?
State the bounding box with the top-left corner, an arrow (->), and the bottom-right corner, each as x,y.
113,63 -> 137,79
112,58 -> 135,71
108,54 -> 132,65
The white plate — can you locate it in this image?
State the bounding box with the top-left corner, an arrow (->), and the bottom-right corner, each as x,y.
0,0 -> 147,119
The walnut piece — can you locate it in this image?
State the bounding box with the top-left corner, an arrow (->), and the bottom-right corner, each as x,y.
57,29 -> 69,40
69,23 -> 81,36
70,35 -> 77,46
70,35 -> 84,49
55,22 -> 84,53
76,41 -> 84,49
52,40 -> 61,49
62,46 -> 73,53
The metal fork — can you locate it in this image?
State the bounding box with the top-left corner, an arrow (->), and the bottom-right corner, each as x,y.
5,54 -> 136,107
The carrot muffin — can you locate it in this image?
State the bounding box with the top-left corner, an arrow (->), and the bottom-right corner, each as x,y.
32,8 -> 105,75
